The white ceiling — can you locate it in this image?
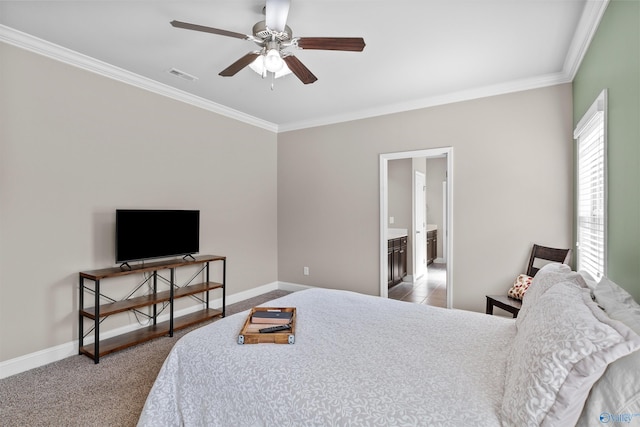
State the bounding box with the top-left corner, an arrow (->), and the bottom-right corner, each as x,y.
0,1 -> 607,132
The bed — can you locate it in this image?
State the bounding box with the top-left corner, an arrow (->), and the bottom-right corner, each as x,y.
138,264 -> 640,427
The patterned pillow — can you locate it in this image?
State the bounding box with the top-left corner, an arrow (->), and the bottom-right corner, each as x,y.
502,280 -> 640,427
507,274 -> 533,300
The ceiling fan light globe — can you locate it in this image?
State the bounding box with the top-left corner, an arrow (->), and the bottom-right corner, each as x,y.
249,54 -> 291,78
274,62 -> 292,78
248,55 -> 266,77
264,49 -> 284,72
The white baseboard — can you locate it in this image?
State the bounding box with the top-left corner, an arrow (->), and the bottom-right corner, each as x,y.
0,341 -> 78,380
0,281 -> 302,379
276,281 -> 313,292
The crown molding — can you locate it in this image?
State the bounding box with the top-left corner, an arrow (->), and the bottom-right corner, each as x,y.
0,25 -> 278,133
563,0 -> 610,81
279,0 -> 609,133
1,0 -> 608,135
278,71 -> 572,132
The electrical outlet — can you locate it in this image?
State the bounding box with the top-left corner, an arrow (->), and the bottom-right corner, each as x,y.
303,266 -> 309,276
389,216 -> 395,224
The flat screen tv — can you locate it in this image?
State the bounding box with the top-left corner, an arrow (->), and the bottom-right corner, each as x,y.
116,209 -> 200,264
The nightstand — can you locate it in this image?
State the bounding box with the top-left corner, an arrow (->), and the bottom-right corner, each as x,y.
485,295 -> 522,318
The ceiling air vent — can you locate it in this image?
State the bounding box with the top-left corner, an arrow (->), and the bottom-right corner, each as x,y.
168,68 -> 198,82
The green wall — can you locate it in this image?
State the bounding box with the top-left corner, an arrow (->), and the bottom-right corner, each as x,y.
573,0 -> 640,302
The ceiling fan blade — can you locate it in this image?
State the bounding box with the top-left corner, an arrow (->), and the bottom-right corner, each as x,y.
283,55 -> 317,84
219,52 -> 261,76
170,20 -> 249,40
297,37 -> 366,52
265,0 -> 290,32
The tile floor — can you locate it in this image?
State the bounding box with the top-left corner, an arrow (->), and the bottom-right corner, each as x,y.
388,262 -> 447,307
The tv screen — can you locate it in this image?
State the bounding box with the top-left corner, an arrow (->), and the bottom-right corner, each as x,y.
115,209 -> 200,263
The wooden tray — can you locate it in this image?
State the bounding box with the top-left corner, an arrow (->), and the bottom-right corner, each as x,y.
238,307 -> 296,344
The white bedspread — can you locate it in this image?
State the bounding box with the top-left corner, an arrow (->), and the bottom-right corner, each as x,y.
138,288 -> 516,426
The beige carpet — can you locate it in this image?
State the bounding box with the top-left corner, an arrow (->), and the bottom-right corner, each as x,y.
0,290 -> 290,427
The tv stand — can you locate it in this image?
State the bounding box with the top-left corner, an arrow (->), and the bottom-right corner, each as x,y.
119,262 -> 132,271
79,255 -> 225,363
183,254 -> 196,261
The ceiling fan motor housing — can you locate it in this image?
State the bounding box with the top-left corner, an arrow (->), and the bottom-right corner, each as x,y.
252,21 -> 292,44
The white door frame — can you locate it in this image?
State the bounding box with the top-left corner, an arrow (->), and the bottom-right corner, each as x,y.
441,180 -> 448,263
379,147 -> 453,309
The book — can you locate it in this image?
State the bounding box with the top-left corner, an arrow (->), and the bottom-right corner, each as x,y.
251,310 -> 293,325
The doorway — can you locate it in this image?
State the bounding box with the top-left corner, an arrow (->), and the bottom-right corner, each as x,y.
379,148 -> 453,308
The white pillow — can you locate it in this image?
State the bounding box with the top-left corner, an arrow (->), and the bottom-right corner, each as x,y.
594,276 -> 640,312
517,262 -> 587,325
578,270 -> 598,292
502,280 -> 640,427
578,277 -> 640,425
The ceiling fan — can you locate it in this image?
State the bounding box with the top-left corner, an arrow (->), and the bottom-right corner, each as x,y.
170,0 -> 365,84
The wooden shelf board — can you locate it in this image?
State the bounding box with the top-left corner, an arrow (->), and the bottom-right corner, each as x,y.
174,282 -> 223,298
80,255 -> 225,280
81,282 -> 223,319
173,308 -> 223,331
80,324 -> 170,358
80,308 -> 223,359
80,293 -> 171,319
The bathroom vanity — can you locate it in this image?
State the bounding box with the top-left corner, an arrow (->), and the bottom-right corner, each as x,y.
388,228 -> 408,288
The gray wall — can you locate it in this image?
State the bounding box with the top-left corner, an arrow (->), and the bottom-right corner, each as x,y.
426,157 -> 446,259
0,43 -> 279,362
278,84 -> 574,311
388,158 -> 413,274
387,159 -> 413,232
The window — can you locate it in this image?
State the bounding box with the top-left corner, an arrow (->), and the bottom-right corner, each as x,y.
574,90 -> 607,280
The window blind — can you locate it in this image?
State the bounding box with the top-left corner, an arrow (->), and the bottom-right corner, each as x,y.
574,90 -> 607,280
